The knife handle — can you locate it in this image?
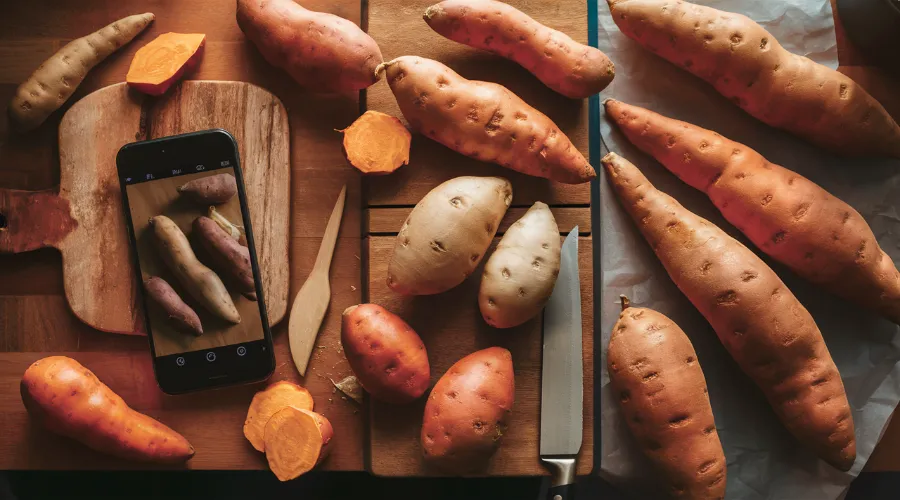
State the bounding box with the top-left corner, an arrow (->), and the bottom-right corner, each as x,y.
543,457 -> 576,500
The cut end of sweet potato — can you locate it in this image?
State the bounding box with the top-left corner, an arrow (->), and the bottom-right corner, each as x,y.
341,111 -> 412,175
127,33 -> 206,96
264,407 -> 332,482
243,381 -> 314,453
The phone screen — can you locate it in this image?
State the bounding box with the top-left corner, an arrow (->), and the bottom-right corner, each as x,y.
118,130 -> 273,393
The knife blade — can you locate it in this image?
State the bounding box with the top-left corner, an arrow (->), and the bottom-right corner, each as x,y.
540,227 -> 583,500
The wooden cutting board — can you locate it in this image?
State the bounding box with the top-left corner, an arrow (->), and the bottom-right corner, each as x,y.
0,81 -> 290,335
364,0 -> 594,477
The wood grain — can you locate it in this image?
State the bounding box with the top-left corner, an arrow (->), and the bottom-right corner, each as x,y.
366,235 -> 594,476
365,0 -> 592,206
367,206 -> 592,235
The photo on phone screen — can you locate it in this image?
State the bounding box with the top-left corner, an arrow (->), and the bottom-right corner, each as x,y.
118,130 -> 274,394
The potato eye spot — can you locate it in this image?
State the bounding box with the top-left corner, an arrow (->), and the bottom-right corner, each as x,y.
449,196 -> 463,208
487,297 -> 496,307
501,268 -> 510,279
668,414 -> 691,427
760,37 -> 768,49
430,241 -> 447,252
517,288 -> 526,297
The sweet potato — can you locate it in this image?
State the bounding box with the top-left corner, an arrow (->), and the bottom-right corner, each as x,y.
177,173 -> 237,205
341,110 -> 412,175
424,0 -> 615,99
422,347 -> 515,472
243,381 -> 314,452
143,276 -> 203,336
378,56 -> 596,184
606,0 -> 900,158
606,99 -> 900,326
126,33 -> 206,96
236,0 -> 383,93
21,356 -> 194,463
388,176 -> 512,295
602,152 -> 856,471
264,407 -> 333,481
341,304 -> 430,404
150,215 -> 241,323
9,13 -> 155,132
193,216 -> 257,301
608,297 -> 726,499
479,202 -> 561,328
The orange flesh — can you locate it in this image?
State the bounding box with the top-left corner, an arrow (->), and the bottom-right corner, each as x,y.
263,407 -> 328,482
342,110 -> 412,174
243,381 -> 314,452
127,33 -> 205,85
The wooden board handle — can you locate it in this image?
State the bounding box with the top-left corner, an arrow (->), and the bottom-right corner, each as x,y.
0,188 -> 76,253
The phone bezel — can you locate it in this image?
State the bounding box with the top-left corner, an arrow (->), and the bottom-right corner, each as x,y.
116,129 -> 275,394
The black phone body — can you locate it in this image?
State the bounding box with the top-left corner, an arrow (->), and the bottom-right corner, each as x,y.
117,129 -> 275,394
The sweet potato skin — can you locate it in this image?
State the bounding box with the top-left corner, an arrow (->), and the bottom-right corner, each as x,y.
422,347 -> 515,472
602,152 -> 856,471
606,99 -> 900,326
424,0 -> 614,99
193,216 -> 257,300
143,276 -> 204,336
608,305 -> 726,499
341,304 -> 431,404
177,173 -> 236,205
606,0 -> 900,158
21,356 -> 194,463
379,56 -> 595,184
236,0 -> 383,93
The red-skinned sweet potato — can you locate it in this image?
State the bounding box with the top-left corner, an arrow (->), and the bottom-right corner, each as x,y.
143,276 -> 203,336
193,216 -> 257,301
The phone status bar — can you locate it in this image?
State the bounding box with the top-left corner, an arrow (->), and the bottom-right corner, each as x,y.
124,160 -> 232,185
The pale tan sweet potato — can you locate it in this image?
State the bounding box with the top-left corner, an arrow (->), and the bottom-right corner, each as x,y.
341,110 -> 412,174
150,215 -> 241,323
422,347 -> 515,472
9,13 -> 155,132
341,304 -> 430,404
193,216 -> 257,301
378,56 -> 596,183
479,201 -> 561,328
126,33 -> 206,96
606,99 -> 900,326
425,0 -> 614,98
388,176 -> 512,295
236,0 -> 383,93
21,356 -> 194,463
177,173 -> 237,205
602,152 -> 856,471
608,297 -> 726,499
264,407 -> 333,481
243,381 -> 314,453
606,0 -> 900,158
143,276 -> 203,336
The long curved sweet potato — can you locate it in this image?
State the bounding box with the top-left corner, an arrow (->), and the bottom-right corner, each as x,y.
602,152 -> 856,471
424,0 -> 614,98
378,56 -> 595,184
606,0 -> 900,158
21,356 -> 194,463
606,99 -> 900,325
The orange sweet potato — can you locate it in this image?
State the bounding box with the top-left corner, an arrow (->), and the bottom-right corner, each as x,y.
236,0 -> 383,93
608,297 -> 726,498
422,347 -> 514,472
606,99 -> 900,326
243,381 -> 314,453
602,152 -> 856,471
378,56 -> 596,184
264,407 -> 333,481
425,0 -> 614,98
341,110 -> 412,175
606,0 -> 900,158
341,304 -> 430,404
126,33 -> 205,96
21,356 -> 194,463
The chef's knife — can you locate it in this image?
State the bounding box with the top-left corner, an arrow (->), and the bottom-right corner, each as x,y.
540,227 -> 583,500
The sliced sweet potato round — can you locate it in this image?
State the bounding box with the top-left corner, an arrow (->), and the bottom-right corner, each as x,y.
341,110 -> 412,175
243,381 -> 314,452
264,407 -> 333,481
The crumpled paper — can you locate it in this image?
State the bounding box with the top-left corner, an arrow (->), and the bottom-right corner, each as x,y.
596,1 -> 900,499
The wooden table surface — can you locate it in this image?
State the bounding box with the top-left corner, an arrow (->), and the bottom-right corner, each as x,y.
0,0 -> 899,474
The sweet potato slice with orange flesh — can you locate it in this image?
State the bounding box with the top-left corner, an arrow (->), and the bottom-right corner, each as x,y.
341,111 -> 412,175
243,381 -> 314,452
264,408 -> 333,481
127,33 -> 205,96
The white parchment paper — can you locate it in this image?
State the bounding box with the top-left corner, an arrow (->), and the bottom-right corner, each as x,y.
596,1 -> 900,499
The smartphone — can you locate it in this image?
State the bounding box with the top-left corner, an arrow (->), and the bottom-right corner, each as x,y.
117,129 -> 275,394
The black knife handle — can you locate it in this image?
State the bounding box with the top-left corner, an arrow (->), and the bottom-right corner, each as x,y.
543,457 -> 576,500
